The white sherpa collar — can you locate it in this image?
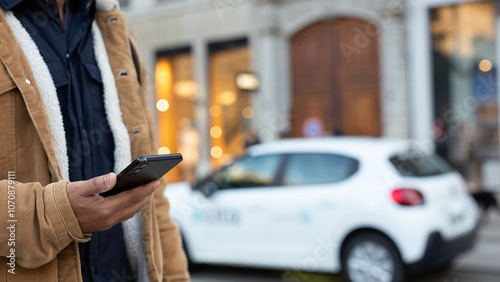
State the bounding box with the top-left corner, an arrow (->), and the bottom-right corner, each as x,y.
4,11 -> 70,180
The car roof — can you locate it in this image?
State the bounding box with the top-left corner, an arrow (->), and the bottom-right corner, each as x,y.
246,137 -> 417,159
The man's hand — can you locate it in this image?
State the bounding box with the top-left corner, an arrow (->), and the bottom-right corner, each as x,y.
66,173 -> 159,233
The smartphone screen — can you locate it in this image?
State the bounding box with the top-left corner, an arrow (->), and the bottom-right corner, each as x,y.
100,154 -> 183,197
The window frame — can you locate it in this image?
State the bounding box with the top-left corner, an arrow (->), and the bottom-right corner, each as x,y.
277,152 -> 360,186
213,153 -> 288,190
389,152 -> 454,177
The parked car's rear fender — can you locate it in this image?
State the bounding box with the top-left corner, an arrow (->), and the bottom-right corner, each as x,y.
333,213 -> 430,265
339,228 -> 402,263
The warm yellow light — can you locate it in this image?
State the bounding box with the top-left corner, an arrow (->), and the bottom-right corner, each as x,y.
209,105 -> 221,117
236,72 -> 260,91
242,107 -> 254,119
210,126 -> 222,138
218,91 -> 237,106
158,146 -> 171,155
479,59 -> 493,72
156,99 -> 170,112
156,60 -> 171,82
174,80 -> 198,99
155,59 -> 172,98
210,146 -> 223,158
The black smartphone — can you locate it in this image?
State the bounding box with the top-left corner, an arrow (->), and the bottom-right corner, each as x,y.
100,154 -> 183,197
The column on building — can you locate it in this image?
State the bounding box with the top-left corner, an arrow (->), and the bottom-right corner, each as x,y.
193,39 -> 211,177
251,0 -> 291,142
378,2 -> 410,138
406,0 -> 434,142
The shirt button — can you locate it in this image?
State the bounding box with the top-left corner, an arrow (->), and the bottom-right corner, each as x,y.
91,265 -> 96,273
25,78 -> 31,85
66,53 -> 69,59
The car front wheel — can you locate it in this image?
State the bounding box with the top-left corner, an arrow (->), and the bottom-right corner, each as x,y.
341,232 -> 404,282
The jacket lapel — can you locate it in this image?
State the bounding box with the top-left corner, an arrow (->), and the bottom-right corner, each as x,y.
0,10 -> 63,181
94,10 -> 146,144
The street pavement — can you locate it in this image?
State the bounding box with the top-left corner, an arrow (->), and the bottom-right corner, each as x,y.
190,209 -> 500,282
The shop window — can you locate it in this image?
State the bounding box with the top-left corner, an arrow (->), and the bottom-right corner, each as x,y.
156,49 -> 198,183
430,1 -> 498,189
209,40 -> 253,169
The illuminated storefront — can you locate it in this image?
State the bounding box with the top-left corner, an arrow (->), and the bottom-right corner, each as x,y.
156,49 -> 197,182
155,41 -> 253,180
408,0 -> 500,190
431,1 -> 498,186
208,40 -> 253,168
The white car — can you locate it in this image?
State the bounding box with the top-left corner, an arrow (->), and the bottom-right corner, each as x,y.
164,137 -> 478,282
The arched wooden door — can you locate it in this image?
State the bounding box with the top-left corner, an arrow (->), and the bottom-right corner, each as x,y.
290,18 -> 381,137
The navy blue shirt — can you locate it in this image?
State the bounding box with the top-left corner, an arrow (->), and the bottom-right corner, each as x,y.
1,0 -> 135,281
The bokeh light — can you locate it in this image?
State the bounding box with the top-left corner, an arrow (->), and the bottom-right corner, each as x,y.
156,99 -> 170,112
479,59 -> 492,72
210,146 -> 223,158
210,126 -> 222,138
242,107 -> 254,119
218,91 -> 237,106
236,72 -> 260,91
158,146 -> 171,155
209,105 -> 221,117
174,80 -> 198,99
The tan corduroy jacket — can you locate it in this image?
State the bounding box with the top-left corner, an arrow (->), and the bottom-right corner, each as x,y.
0,6 -> 189,282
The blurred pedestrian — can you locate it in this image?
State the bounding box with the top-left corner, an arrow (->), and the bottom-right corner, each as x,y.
433,119 -> 449,162
245,129 -> 261,148
0,0 -> 189,281
332,127 -> 343,136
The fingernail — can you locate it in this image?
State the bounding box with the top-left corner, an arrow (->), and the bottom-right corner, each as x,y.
104,174 -> 110,186
154,181 -> 160,189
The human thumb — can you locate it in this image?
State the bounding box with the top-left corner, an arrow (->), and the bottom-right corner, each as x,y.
78,173 -> 117,196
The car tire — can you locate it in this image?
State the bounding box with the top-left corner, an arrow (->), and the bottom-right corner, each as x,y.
433,257 -> 454,273
341,232 -> 405,282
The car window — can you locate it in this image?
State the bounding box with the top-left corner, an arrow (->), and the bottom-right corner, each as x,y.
282,153 -> 359,186
215,155 -> 282,189
390,153 -> 453,177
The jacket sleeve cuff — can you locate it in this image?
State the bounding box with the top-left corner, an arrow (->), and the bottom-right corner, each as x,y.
44,180 -> 91,246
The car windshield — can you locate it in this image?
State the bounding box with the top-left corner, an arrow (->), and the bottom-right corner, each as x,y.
390,153 -> 454,177
211,155 -> 282,189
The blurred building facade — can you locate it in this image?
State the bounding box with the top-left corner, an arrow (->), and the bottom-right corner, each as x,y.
121,0 -> 500,189
407,0 -> 500,191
